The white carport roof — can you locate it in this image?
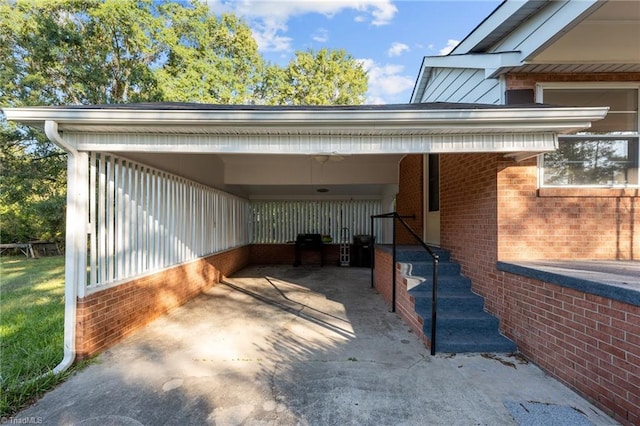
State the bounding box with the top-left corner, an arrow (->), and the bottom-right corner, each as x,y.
5,102 -> 607,154
3,102 -> 607,198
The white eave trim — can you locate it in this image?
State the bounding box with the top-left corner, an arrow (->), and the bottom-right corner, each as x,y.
3,105 -> 608,134
451,0 -> 537,55
3,105 -> 608,156
420,52 -> 523,78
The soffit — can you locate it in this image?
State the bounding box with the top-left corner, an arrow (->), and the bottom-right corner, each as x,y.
522,0 -> 640,68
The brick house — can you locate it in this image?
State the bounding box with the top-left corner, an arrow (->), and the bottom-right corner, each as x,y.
3,0 -> 639,424
383,0 -> 638,423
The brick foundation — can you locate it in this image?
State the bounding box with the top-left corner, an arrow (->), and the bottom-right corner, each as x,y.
250,243 -> 344,266
75,246 -> 250,359
498,271 -> 640,425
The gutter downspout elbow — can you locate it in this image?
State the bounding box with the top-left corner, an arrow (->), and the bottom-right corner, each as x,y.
45,120 -> 76,155
44,120 -> 78,375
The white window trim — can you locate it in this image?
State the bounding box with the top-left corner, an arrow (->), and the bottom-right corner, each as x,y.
536,82 -> 640,189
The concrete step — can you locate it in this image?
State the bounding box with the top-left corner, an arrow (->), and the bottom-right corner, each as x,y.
409,276 -> 473,295
404,260 -> 461,277
397,246 -> 517,354
420,311 -> 516,353
413,294 -> 485,312
395,246 -> 450,262
429,329 -> 517,353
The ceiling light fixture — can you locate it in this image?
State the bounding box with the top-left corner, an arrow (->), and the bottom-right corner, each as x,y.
313,153 -> 345,163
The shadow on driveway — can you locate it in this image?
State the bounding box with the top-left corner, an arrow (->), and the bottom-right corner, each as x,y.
16,266 -> 617,425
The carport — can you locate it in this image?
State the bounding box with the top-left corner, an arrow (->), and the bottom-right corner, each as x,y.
3,102 -> 607,370
14,264 -> 617,425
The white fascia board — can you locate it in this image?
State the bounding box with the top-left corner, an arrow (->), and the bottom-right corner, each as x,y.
410,52 -> 522,101
497,0 -> 601,61
3,105 -> 607,134
410,57 -> 429,103
420,52 -> 523,78
451,0 -> 536,55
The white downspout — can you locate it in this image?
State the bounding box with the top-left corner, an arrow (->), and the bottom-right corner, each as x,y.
44,121 -> 88,374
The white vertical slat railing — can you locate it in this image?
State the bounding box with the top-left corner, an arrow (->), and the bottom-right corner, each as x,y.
250,200 -> 383,243
87,153 -> 250,292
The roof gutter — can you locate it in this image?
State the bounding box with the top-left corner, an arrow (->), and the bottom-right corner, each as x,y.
44,121 -> 79,375
5,106 -> 609,134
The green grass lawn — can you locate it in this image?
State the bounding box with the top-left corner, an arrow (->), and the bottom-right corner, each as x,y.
0,255 -> 81,416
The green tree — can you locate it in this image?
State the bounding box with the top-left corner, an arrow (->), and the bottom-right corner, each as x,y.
0,123 -> 66,243
156,3 -> 265,103
267,48 -> 368,105
0,0 -> 369,243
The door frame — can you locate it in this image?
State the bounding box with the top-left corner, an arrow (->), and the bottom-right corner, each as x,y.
423,154 -> 440,246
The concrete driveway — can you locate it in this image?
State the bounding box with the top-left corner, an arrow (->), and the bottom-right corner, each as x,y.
17,266 -> 617,425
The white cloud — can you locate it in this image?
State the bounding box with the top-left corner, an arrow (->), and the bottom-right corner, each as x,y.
251,18 -> 293,52
207,0 -> 398,52
439,39 -> 460,56
369,1 -> 397,26
359,58 -> 415,104
387,42 -> 409,57
312,28 -> 329,43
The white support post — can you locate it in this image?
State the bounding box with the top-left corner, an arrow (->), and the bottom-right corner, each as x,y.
68,152 -> 89,299
55,150 -> 88,373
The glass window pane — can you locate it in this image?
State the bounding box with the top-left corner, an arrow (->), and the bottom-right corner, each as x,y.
587,112 -> 638,133
543,88 -> 638,111
543,137 -> 639,186
544,88 -> 638,132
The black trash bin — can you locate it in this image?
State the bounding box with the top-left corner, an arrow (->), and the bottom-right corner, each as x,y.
352,235 -> 374,267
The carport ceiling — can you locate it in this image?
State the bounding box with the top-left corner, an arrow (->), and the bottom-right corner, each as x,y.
121,152 -> 403,199
221,153 -> 403,199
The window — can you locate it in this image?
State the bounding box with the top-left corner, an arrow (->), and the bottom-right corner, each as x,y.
538,86 -> 639,187
428,154 -> 440,212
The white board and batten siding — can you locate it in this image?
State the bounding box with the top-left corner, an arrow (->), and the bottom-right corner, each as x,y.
83,152 -> 383,293
251,200 -> 382,244
86,152 -> 251,293
420,67 -> 501,105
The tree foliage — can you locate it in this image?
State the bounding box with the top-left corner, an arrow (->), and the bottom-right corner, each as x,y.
0,0 -> 369,243
274,49 -> 368,105
0,123 -> 66,243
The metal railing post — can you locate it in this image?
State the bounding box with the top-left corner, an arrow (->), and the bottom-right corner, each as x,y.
391,214 -> 397,313
370,215 -> 375,288
430,257 -> 439,356
371,212 -> 438,353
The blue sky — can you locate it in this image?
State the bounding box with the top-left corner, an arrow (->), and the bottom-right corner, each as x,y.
207,0 -> 502,104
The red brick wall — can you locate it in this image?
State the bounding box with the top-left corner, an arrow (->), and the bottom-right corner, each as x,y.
506,73 -> 640,91
498,271 -> 640,425
374,249 -> 394,307
75,246 -> 250,359
250,243 -> 342,266
497,159 -> 639,260
433,151 -> 639,423
439,153 -> 501,311
373,248 -> 430,348
396,154 -> 424,243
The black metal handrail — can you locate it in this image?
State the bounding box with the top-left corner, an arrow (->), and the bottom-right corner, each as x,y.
371,211 -> 440,355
